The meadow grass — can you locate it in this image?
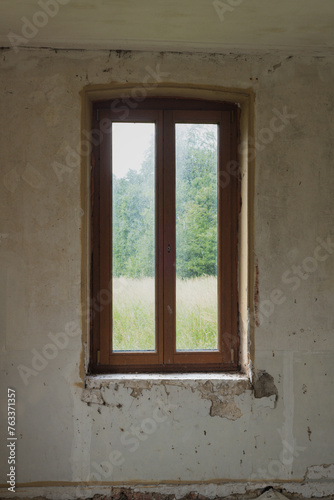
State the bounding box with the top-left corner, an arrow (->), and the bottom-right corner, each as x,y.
113,276 -> 217,351
176,276 -> 217,350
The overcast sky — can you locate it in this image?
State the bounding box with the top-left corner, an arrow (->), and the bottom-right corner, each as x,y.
112,122 -> 155,178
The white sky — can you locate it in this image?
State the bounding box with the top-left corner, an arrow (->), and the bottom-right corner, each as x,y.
112,122 -> 155,178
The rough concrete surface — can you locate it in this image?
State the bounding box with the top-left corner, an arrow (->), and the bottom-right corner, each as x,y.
0,48 -> 334,498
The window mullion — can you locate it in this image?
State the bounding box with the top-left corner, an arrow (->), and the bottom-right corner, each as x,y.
163,110 -> 176,365
156,110 -> 164,364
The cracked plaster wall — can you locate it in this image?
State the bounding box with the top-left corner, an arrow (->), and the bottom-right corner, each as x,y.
0,48 -> 334,497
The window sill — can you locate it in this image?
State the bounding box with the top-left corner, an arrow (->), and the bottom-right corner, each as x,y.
85,372 -> 249,390
82,372 -> 252,419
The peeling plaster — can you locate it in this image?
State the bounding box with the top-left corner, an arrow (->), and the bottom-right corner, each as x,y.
195,380 -> 247,420
253,371 -> 278,403
82,377 -> 251,420
2,484 -> 334,500
305,463 -> 334,480
81,388 -> 104,405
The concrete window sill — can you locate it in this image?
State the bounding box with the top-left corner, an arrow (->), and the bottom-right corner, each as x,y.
85,372 -> 249,387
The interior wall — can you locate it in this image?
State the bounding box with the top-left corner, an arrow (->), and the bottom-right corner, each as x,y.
0,48 -> 334,498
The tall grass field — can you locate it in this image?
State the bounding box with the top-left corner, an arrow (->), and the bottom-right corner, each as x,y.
112,276 -> 218,351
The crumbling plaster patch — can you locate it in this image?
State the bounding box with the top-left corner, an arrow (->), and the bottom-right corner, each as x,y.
305,463 -> 334,481
2,483 -> 334,500
82,375 -> 278,420
253,371 -> 279,403
82,388 -> 105,405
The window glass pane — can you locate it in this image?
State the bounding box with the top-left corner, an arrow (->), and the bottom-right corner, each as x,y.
112,123 -> 155,351
175,124 -> 218,351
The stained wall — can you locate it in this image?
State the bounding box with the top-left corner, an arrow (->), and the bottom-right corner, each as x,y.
0,48 -> 334,498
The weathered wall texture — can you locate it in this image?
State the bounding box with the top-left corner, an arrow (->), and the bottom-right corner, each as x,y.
0,49 -> 334,498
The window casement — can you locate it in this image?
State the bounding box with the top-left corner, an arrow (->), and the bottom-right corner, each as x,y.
89,98 -> 240,373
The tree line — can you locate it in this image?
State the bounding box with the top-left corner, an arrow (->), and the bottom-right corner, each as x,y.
112,124 -> 218,280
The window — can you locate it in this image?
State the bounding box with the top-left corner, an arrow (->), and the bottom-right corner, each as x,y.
89,98 -> 240,373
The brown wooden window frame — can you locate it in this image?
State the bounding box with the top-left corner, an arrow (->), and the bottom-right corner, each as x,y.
89,98 -> 240,374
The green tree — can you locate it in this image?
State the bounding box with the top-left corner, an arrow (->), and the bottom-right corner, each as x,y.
176,124 -> 218,278
112,124 -> 218,280
112,138 -> 155,278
